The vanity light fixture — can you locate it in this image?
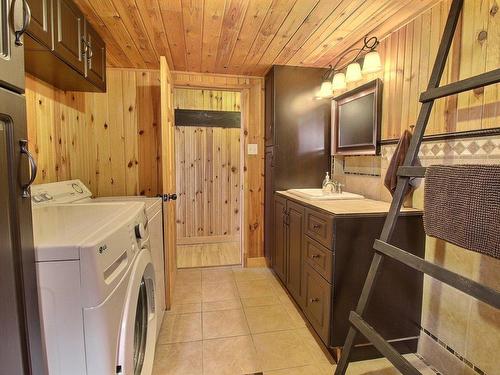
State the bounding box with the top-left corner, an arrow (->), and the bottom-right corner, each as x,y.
317,35 -> 382,98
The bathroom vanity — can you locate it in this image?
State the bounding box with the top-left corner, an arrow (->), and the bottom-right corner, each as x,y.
272,191 -> 425,361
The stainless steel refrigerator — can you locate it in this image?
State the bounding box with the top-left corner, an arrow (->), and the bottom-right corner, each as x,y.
1,0 -> 44,373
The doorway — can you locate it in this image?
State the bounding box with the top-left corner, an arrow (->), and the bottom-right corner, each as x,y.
173,88 -> 242,268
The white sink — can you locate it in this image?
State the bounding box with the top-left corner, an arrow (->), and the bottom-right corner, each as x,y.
287,189 -> 364,201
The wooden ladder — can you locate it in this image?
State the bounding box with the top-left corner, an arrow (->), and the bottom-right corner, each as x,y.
333,1 -> 500,374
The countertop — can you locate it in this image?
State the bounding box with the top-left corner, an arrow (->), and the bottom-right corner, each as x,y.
276,191 -> 422,216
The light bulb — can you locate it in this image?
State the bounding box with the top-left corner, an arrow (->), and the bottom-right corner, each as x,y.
332,73 -> 346,90
319,80 -> 333,97
362,51 -> 382,74
345,63 -> 362,82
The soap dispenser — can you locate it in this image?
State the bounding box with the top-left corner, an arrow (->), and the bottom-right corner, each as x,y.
322,172 -> 331,189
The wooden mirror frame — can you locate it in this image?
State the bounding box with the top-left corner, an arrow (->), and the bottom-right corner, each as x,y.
331,78 -> 383,156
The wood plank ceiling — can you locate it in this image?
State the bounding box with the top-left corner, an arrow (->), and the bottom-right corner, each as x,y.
76,0 -> 442,75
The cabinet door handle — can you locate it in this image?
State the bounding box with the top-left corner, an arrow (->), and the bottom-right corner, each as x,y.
14,0 -> 31,46
312,254 -> 321,259
313,224 -> 321,230
19,140 -> 37,198
310,297 -> 320,303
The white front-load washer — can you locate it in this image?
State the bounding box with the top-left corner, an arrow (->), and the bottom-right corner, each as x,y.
32,202 -> 157,375
31,179 -> 166,339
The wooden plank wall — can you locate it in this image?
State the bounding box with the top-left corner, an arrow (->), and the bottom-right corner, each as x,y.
172,72 -> 264,261
26,69 -> 161,197
174,88 -> 241,244
337,0 -> 499,140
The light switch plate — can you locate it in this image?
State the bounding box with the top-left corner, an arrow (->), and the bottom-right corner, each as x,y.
247,144 -> 258,155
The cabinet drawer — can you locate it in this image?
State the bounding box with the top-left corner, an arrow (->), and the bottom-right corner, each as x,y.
302,263 -> 332,345
304,236 -> 333,282
305,208 -> 334,249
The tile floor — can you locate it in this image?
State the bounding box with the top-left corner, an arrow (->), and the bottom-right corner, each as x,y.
177,242 -> 241,268
153,267 -> 434,375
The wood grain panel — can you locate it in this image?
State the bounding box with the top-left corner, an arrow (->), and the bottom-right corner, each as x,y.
175,126 -> 241,240
173,87 -> 241,242
75,0 -> 440,74
172,72 -> 264,262
26,69 -> 161,196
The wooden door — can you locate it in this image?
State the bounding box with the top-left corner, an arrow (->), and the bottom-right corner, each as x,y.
53,0 -> 84,73
26,0 -> 52,48
286,200 -> 304,307
160,56 -> 176,309
273,195 -> 287,283
0,0 -> 25,92
84,20 -> 106,90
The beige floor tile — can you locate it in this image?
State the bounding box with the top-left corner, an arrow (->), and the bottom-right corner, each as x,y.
202,309 -> 249,339
202,280 -> 239,302
264,363 -> 334,375
165,303 -> 202,315
245,305 -> 303,333
158,313 -> 202,344
153,341 -> 202,375
176,269 -> 202,285
241,296 -> 281,308
253,330 -> 314,371
281,302 -> 307,327
237,279 -> 278,299
233,267 -> 273,282
172,284 -> 202,304
202,268 -> 235,284
202,299 -> 242,312
346,354 -> 434,375
202,335 -> 261,375
294,328 -> 333,364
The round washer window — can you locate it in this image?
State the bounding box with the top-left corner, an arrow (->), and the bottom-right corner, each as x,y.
133,278 -> 148,375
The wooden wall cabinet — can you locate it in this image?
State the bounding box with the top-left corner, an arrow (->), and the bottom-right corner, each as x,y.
272,192 -> 425,361
25,0 -> 106,92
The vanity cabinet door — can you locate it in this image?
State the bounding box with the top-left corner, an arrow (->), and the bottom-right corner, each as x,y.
286,200 -> 304,307
273,196 -> 287,283
303,262 -> 332,345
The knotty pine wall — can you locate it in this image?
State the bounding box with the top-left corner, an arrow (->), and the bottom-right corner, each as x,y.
26,69 -> 161,197
174,88 -> 242,243
26,70 -> 265,260
339,0 -> 499,140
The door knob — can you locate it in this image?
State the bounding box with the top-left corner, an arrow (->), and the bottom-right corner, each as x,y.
160,193 -> 178,202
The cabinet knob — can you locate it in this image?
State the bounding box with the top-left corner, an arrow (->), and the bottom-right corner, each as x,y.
310,297 -> 320,303
313,224 -> 321,230
312,254 -> 321,259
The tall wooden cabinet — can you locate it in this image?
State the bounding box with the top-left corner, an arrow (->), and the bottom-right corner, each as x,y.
264,65 -> 331,266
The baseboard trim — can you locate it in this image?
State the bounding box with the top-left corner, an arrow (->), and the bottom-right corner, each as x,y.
177,235 -> 239,245
246,257 -> 268,268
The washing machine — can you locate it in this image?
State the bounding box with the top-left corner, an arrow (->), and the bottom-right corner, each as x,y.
32,202 -> 157,375
31,179 -> 166,338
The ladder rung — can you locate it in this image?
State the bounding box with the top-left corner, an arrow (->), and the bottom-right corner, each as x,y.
420,68 -> 500,102
374,240 -> 500,309
397,166 -> 426,177
349,312 -> 422,375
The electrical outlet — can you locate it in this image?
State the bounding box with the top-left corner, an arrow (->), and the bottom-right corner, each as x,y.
247,144 -> 258,155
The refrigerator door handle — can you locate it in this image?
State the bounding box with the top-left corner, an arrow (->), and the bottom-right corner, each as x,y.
19,139 -> 37,198
14,0 -> 31,46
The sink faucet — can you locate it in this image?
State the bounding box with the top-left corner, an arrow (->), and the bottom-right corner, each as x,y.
322,180 -> 343,194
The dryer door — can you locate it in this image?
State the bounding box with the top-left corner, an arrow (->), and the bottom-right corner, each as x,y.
117,249 -> 157,375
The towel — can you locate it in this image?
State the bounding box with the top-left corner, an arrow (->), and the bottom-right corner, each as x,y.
423,164 -> 500,260
384,130 -> 420,196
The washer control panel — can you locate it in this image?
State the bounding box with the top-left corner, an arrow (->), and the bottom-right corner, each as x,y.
31,180 -> 92,205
